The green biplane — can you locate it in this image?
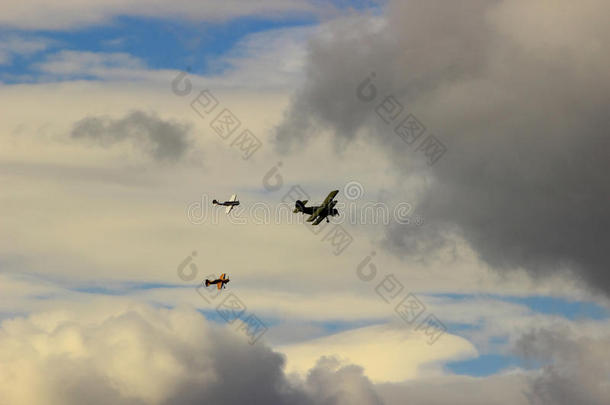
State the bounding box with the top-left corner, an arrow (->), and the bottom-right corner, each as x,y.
293,190 -> 340,225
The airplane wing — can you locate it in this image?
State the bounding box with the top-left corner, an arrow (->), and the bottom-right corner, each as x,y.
217,282 -> 222,290
220,273 -> 226,280
307,206 -> 324,222
312,213 -> 327,225
321,190 -> 339,207
226,195 -> 237,214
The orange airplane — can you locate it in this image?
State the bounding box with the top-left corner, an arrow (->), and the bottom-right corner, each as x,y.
205,273 -> 230,290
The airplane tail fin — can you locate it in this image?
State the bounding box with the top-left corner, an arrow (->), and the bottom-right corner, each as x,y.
212,200 -> 218,205
293,200 -> 308,213
205,279 -> 210,286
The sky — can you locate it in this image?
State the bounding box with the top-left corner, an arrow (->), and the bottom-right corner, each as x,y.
1,1 -> 609,404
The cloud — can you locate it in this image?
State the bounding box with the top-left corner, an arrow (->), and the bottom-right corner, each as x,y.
273,0 -> 610,295
37,51 -> 145,80
0,34 -> 53,65
9,303 -> 593,405
208,25 -> 313,90
514,326 -> 610,405
280,323 -> 477,382
0,304 -> 386,405
304,357 -> 384,405
71,111 -> 193,162
375,323 -> 610,405
377,374 -> 530,405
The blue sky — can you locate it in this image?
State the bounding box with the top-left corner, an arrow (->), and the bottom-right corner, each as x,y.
5,16 -> 314,75
1,0 -> 384,81
1,16 -> 316,82
430,293 -> 609,321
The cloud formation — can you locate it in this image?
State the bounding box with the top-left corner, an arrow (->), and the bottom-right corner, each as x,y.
71,111 -> 192,162
274,0 -> 610,295
280,323 -> 476,383
0,304 -> 385,405
36,51 -> 145,80
2,303 -> 607,405
0,34 -> 52,65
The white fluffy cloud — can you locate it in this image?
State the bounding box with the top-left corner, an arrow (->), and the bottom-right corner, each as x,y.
0,304 -> 386,405
280,323 -> 477,382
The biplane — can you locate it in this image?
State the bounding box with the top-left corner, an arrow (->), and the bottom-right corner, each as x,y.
213,194 -> 240,214
293,190 -> 340,225
205,273 -> 230,290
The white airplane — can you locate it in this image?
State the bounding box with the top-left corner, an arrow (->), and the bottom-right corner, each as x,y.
213,194 -> 240,214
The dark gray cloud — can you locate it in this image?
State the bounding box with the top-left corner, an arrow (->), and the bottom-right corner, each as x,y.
274,0 -> 610,294
168,351 -> 384,405
514,327 -> 610,405
71,111 -> 192,162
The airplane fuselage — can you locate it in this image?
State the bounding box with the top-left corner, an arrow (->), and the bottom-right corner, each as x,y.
205,278 -> 230,288
294,201 -> 339,217
213,200 -> 240,206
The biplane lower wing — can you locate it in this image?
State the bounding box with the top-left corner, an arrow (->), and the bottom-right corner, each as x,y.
312,215 -> 326,226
